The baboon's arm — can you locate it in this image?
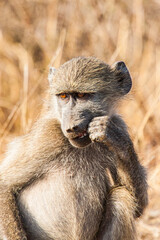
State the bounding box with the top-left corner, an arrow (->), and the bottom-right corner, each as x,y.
0,118 -> 65,240
89,114 -> 148,217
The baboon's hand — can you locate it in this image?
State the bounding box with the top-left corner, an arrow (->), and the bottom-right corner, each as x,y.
88,116 -> 109,143
88,114 -> 132,153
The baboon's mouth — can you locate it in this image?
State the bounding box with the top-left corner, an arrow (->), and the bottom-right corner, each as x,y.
68,130 -> 88,140
69,130 -> 91,148
76,130 -> 88,139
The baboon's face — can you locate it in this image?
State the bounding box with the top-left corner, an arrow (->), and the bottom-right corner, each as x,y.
54,91 -> 106,148
49,57 -> 132,148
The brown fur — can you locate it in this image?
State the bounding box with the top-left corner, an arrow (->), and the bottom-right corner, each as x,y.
0,57 -> 148,240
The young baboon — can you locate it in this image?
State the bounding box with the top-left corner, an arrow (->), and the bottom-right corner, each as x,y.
0,57 -> 148,240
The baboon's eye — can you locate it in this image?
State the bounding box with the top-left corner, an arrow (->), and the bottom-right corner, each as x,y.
77,93 -> 92,99
77,93 -> 86,98
59,93 -> 68,99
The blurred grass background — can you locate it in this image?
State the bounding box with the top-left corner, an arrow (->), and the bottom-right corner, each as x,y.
0,0 -> 160,239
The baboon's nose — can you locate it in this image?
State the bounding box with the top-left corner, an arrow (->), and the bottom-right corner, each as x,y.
66,125 -> 79,133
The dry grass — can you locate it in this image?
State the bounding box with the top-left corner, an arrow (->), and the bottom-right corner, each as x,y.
0,0 -> 160,239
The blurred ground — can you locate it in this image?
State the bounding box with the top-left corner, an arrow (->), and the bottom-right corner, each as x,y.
0,0 -> 160,239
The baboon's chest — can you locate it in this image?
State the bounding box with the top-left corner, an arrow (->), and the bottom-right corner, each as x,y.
18,163 -> 108,240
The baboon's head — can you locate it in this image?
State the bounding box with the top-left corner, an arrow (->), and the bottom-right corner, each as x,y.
48,57 -> 132,148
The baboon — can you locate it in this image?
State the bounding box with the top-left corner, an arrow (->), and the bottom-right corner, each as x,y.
0,57 -> 148,240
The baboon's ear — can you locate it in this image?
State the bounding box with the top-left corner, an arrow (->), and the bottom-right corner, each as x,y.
48,67 -> 56,86
112,61 -> 132,95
